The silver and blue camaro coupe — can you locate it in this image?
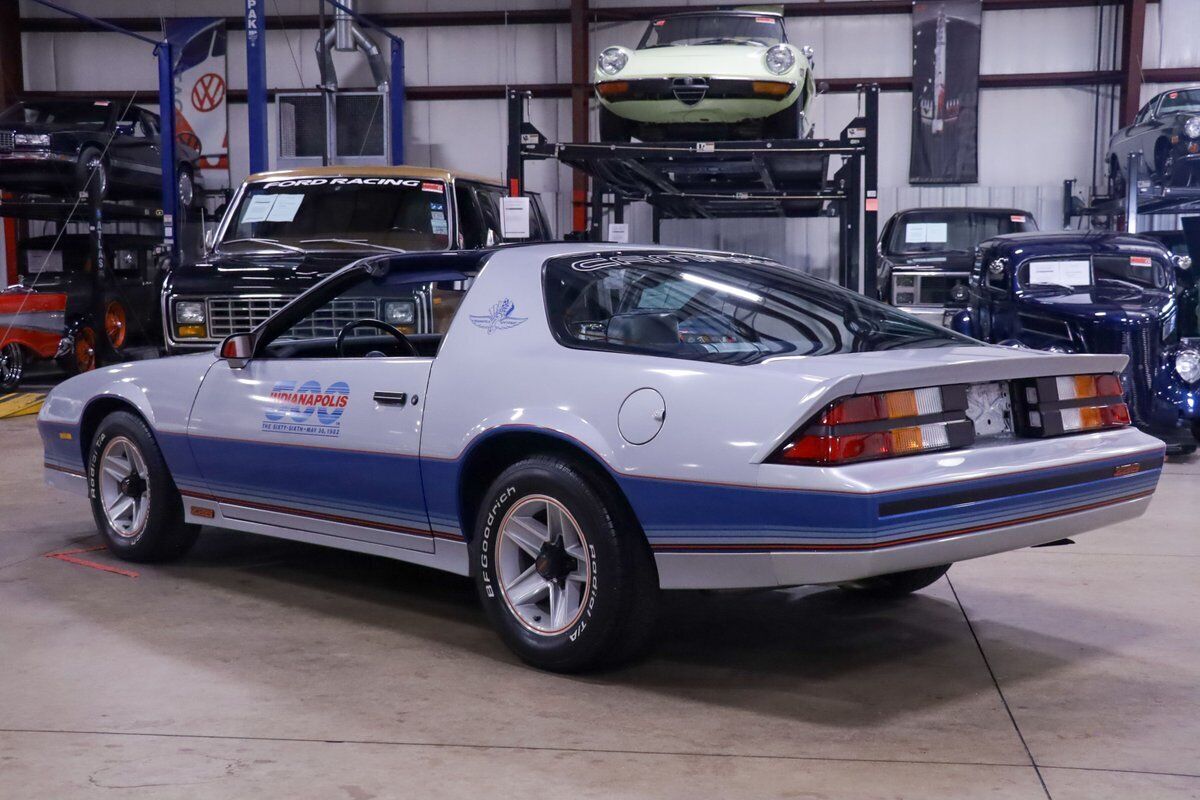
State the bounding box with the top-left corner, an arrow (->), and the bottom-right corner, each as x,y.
39,244 -> 1165,671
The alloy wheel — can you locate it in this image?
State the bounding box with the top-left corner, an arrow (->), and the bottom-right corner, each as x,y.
98,435 -> 152,538
0,343 -> 22,390
496,495 -> 591,635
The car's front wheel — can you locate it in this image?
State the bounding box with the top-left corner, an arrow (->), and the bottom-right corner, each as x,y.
76,147 -> 108,200
472,455 -> 659,672
0,342 -> 24,392
87,411 -> 199,562
838,564 -> 950,598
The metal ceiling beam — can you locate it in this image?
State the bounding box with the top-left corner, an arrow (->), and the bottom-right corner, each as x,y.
17,0 -> 1160,32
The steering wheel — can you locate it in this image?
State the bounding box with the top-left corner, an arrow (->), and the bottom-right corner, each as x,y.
335,319 -> 418,358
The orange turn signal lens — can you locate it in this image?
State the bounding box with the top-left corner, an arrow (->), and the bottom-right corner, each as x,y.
175,324 -> 206,338
597,81 -> 630,97
752,81 -> 791,97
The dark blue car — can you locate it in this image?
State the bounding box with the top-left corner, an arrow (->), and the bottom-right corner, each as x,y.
952,231 -> 1200,453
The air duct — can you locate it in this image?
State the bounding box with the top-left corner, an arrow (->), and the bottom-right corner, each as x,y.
315,0 -> 389,91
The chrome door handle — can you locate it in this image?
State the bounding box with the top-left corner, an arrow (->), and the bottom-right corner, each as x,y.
373,391 -> 409,406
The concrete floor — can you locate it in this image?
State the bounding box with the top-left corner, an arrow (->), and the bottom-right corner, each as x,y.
2,414 -> 1199,800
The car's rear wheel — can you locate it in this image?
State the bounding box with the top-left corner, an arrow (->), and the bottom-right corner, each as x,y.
77,146 -> 108,201
472,455 -> 659,672
104,299 -> 128,351
0,342 -> 24,391
599,106 -> 631,143
177,166 -> 195,209
59,325 -> 98,375
1109,156 -> 1126,199
838,564 -> 950,598
87,411 -> 199,562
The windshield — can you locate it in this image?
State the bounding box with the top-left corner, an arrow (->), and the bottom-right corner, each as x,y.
545,251 -> 970,365
219,178 -> 451,253
1019,255 -> 1171,291
886,211 -> 1036,256
638,14 -> 784,49
1157,89 -> 1200,116
0,101 -> 112,129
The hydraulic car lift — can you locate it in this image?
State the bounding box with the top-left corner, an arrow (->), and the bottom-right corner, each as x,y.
506,85 -> 881,296
1064,151 -> 1200,231
0,190 -> 168,363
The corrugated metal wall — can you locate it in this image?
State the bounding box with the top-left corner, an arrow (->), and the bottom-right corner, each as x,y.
14,0 -> 1200,272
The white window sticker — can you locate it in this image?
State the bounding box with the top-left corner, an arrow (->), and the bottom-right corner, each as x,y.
240,194 -> 278,224
905,222 -> 949,243
1028,259 -> 1092,286
608,222 -> 629,243
266,194 -> 304,222
500,196 -> 531,239
27,250 -> 63,273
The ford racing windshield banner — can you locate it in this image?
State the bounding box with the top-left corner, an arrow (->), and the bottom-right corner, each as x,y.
166,18 -> 230,191
910,0 -> 982,184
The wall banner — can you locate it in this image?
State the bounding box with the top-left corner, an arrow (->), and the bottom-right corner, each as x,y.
910,0 -> 982,184
165,18 -> 230,191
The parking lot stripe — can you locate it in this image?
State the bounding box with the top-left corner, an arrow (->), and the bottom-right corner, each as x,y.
44,546 -> 139,579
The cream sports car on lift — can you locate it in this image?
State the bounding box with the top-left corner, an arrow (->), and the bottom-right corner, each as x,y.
594,10 -> 817,142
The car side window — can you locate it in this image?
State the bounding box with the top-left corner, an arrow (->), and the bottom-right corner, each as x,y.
455,183 -> 487,249
139,112 -> 159,138
255,262 -> 476,361
1135,103 -> 1152,125
472,185 -> 505,245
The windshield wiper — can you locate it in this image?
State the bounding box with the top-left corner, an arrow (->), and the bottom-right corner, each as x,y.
1027,282 -> 1080,294
300,238 -> 407,254
219,237 -> 305,253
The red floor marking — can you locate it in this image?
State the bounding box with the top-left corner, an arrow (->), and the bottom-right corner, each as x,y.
44,546 -> 139,578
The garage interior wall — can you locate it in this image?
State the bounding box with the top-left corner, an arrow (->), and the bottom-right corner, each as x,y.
14,0 -> 1200,278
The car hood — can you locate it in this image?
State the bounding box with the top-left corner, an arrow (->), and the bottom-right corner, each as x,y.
1018,283 -> 1175,325
616,44 -> 802,80
164,250 -> 371,296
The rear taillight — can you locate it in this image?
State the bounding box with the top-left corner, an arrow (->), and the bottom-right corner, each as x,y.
1014,373 -> 1130,436
769,385 -> 973,466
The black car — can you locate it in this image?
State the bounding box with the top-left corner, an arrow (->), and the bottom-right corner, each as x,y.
0,98 -> 202,207
1108,87 -> 1200,193
878,206 -> 1037,326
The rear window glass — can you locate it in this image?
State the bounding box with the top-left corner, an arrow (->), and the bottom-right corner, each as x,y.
544,251 -> 970,365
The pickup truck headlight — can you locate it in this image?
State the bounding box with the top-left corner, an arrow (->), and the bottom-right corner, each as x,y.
383,300 -> 416,326
1185,117 -> 1200,140
174,301 -> 206,324
764,45 -> 796,75
1176,348 -> 1200,384
597,47 -> 628,76
14,133 -> 50,147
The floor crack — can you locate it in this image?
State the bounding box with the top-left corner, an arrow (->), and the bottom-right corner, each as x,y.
947,573 -> 1053,800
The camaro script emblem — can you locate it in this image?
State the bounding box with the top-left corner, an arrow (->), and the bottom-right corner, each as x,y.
470,298 -> 527,334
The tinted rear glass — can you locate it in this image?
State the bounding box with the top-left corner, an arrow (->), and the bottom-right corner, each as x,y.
886,211 -> 1036,256
544,251 -> 970,365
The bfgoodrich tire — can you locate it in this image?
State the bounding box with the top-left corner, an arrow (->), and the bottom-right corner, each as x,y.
87,411 -> 199,562
838,564 -> 951,599
472,455 -> 659,672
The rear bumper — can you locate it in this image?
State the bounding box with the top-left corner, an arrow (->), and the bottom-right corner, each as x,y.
655,489 -> 1153,589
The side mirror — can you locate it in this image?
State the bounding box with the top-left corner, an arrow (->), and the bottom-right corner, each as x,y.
219,333 -> 253,363
115,121 -> 135,136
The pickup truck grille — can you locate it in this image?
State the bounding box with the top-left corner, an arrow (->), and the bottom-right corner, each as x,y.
0,131 -> 13,152
207,296 -> 379,339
